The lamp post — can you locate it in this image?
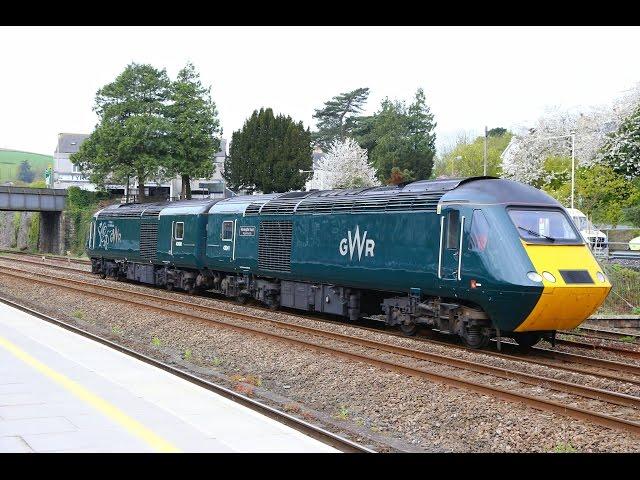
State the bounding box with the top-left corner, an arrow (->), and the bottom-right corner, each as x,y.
452,156 -> 462,176
484,126 -> 488,176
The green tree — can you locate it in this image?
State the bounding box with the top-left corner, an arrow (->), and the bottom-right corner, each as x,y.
487,127 -> 507,137
623,180 -> 640,226
167,63 -> 221,199
366,88 -> 437,183
601,103 -> 640,180
224,108 -> 312,193
312,88 -> 370,151
17,160 -> 35,183
71,63 -> 172,202
433,130 -> 512,178
546,165 -> 637,225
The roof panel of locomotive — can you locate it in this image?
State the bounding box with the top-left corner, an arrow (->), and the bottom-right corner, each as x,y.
96,199 -> 219,218
439,178 -> 561,207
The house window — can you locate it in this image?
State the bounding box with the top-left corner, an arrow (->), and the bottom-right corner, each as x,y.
222,221 -> 234,241
174,222 -> 184,240
72,164 -> 80,173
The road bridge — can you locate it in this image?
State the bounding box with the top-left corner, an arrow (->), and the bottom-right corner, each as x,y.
0,186 -> 67,254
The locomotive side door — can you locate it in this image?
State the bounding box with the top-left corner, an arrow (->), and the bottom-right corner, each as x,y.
207,215 -> 236,264
439,207 -> 465,281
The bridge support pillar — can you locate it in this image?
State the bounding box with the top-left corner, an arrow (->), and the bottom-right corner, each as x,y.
39,211 -> 63,254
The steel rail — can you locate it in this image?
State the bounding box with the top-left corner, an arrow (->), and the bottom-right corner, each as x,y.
0,291 -> 373,453
1,265 -> 640,436
3,256 -> 640,383
553,336 -> 640,360
0,249 -> 91,265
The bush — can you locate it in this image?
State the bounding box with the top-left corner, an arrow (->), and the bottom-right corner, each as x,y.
624,204 -> 640,227
27,213 -> 40,251
65,187 -> 111,256
599,263 -> 640,314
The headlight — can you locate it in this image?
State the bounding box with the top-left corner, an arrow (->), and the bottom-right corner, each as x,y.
542,271 -> 556,283
596,272 -> 606,283
527,272 -> 543,283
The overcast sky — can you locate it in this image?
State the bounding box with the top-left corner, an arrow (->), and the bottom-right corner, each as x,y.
2,26 -> 640,156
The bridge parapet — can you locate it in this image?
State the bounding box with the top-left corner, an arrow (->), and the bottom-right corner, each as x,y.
0,186 -> 67,212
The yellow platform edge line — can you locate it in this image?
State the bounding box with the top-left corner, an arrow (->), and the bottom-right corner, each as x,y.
0,334 -> 181,453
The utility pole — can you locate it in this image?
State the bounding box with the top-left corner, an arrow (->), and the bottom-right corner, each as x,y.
483,126 -> 488,176
571,132 -> 575,209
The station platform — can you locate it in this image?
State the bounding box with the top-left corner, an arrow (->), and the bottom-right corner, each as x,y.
0,300 -> 338,453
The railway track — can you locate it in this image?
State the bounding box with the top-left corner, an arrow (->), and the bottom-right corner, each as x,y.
562,326 -> 640,343
0,290 -> 373,453
0,249 -> 91,266
1,264 -> 640,437
2,254 -> 640,382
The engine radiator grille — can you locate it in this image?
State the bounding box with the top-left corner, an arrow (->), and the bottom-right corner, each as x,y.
140,222 -> 158,261
559,269 -> 594,284
258,221 -> 292,273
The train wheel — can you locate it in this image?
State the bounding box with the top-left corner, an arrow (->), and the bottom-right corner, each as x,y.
235,295 -> 247,305
166,283 -> 174,292
400,322 -> 418,336
99,272 -> 106,279
512,332 -> 541,349
461,327 -> 490,349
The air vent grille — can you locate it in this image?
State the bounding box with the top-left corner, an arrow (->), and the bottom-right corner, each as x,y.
140,222 -> 158,261
258,221 -> 292,273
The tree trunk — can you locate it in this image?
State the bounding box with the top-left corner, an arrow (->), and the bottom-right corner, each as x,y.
182,174 -> 191,200
137,173 -> 146,203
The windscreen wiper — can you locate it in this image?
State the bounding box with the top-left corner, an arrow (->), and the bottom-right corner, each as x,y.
517,225 -> 556,242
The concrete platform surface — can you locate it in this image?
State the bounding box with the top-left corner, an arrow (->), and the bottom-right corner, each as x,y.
0,301 -> 338,453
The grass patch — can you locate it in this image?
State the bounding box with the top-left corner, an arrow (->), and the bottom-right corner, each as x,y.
552,442 -> 577,453
151,336 -> 162,347
619,335 -> 636,343
71,310 -> 85,320
183,348 -> 193,361
111,325 -> 122,335
335,405 -> 349,420
211,356 -> 223,367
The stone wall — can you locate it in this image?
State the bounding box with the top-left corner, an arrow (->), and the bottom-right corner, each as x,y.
0,211 -> 38,250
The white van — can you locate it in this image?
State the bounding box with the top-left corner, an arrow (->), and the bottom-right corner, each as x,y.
565,208 -> 609,256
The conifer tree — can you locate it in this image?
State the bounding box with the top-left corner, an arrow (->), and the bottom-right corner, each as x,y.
225,108 -> 312,193
167,62 -> 221,199
312,88 -> 370,150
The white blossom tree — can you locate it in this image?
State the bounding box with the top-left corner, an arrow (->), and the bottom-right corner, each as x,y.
501,84 -> 640,186
313,138 -> 380,189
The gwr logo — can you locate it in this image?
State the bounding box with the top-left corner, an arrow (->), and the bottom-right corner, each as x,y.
339,226 -> 375,260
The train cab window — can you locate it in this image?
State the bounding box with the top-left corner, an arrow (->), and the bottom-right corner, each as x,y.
446,210 -> 460,249
222,221 -> 234,241
174,222 -> 184,240
469,210 -> 489,252
508,209 -> 580,243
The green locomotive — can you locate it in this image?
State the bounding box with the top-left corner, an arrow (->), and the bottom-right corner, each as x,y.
87,177 -> 611,348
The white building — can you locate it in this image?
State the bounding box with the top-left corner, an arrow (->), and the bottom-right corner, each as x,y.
53,133 -> 93,190
53,133 -> 233,200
